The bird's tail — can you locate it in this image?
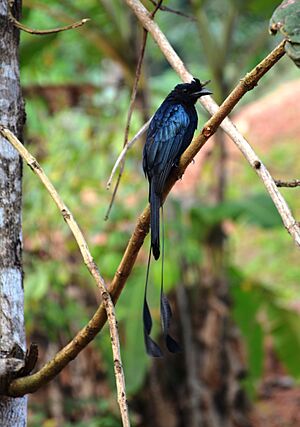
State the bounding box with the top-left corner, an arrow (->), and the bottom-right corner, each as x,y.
150,184 -> 160,260
160,206 -> 181,354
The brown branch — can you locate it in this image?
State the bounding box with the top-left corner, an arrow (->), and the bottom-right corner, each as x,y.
105,1 -> 162,220
6,0 -> 300,400
0,127 -> 130,426
275,179 -> 300,188
8,1 -> 89,35
125,0 -> 300,247
7,207 -> 149,398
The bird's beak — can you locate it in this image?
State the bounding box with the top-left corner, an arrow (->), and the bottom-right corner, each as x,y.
198,88 -> 213,96
192,88 -> 213,97
193,80 -> 212,97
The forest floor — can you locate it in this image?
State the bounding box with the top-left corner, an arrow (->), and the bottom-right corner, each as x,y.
252,386 -> 300,427
251,336 -> 300,427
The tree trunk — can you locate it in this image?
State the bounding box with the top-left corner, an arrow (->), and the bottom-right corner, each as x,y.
0,0 -> 27,425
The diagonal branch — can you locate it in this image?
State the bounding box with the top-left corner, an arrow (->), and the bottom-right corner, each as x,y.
0,126 -> 130,427
6,0 -> 300,400
125,0 -> 300,246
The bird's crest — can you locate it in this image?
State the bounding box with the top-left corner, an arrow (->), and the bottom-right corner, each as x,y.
174,78 -> 211,95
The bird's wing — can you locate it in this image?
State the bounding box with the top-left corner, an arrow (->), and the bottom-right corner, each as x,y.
144,103 -> 191,194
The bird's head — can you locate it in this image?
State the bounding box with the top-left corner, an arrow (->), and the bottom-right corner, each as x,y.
172,78 -> 212,104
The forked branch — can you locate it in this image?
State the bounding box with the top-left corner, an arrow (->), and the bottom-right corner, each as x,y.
125,0 -> 300,246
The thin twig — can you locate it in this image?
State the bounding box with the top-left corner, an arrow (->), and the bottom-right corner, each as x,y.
7,3 -> 299,399
104,30 -> 148,220
8,3 -> 89,35
0,126 -> 130,427
148,0 -> 196,21
106,118 -> 152,190
105,0 -> 163,220
275,179 -> 300,188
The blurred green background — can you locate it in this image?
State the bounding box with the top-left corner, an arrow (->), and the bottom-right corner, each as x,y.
20,1 -> 300,426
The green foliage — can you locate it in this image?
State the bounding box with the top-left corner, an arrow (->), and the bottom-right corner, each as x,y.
270,0 -> 300,66
230,266 -> 300,396
190,192 -> 282,242
119,269 -> 149,394
29,397 -> 121,427
18,0 -> 300,424
248,0 -> 279,17
267,304 -> 300,379
20,34 -> 58,67
229,268 -> 264,396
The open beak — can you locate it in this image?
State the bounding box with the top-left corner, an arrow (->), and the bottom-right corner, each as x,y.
193,80 -> 212,97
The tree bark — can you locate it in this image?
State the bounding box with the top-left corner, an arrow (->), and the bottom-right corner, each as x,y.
0,0 -> 27,425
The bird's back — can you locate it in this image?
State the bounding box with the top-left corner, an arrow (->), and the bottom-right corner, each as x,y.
143,98 -> 198,196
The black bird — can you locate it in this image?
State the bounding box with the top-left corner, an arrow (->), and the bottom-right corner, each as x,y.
143,78 -> 212,357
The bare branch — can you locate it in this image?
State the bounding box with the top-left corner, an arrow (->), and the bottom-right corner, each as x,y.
275,179 -> 300,188
8,3 -> 89,35
0,126 -> 130,427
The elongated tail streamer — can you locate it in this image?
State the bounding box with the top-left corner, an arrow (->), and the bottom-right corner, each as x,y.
143,246 -> 163,357
160,206 -> 181,353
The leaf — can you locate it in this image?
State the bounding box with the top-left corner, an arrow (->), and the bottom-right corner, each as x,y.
229,268 -> 264,395
190,193 -> 282,234
285,41 -> 300,66
25,265 -> 49,301
267,304 -> 300,379
20,34 -> 58,67
248,0 -> 279,17
269,0 -> 300,67
230,267 -> 300,394
235,193 -> 282,228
